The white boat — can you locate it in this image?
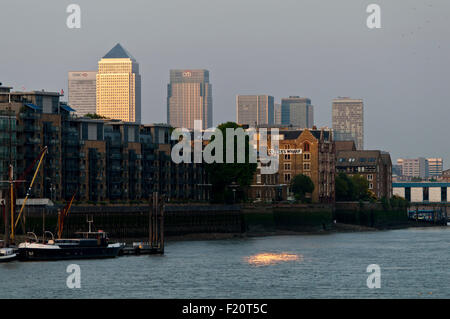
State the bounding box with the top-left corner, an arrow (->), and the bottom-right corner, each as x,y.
0,247 -> 17,262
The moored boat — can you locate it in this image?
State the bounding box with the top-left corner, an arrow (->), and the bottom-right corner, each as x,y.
0,247 -> 17,262
18,231 -> 121,261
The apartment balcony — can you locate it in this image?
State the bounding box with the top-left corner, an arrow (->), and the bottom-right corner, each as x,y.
19,113 -> 39,120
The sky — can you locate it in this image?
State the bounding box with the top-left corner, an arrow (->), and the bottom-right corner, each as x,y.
0,0 -> 449,167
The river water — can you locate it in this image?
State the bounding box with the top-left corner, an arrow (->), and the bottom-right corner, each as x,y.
1,227 -> 449,298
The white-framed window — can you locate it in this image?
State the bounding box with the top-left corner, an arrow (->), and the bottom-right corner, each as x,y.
303,153 -> 311,161
284,163 -> 291,170
303,163 -> 310,171
367,174 -> 373,181
284,173 -> 291,182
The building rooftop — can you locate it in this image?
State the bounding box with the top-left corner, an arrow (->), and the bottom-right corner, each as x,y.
102,43 -> 135,60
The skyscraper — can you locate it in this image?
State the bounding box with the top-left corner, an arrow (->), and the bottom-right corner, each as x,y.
167,69 -> 212,129
274,103 -> 281,125
96,43 -> 141,123
68,71 -> 97,116
281,96 -> 314,128
236,95 -> 274,126
332,97 -> 364,150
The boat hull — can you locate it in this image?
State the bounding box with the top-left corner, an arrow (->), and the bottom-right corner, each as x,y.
18,246 -> 121,261
0,254 -> 17,262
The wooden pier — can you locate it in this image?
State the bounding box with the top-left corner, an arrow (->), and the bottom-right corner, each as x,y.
119,192 -> 165,255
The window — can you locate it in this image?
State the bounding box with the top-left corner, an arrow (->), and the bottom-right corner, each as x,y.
284,154 -> 291,160
303,142 -> 310,152
303,163 -> 310,171
284,163 -> 291,170
367,174 -> 373,181
256,174 -> 261,184
303,153 -> 310,161
284,173 -> 291,182
369,183 -> 373,189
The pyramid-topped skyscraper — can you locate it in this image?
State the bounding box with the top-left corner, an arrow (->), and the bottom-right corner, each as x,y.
96,43 -> 141,123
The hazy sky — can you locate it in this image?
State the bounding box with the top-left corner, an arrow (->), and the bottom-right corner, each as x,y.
0,0 -> 449,167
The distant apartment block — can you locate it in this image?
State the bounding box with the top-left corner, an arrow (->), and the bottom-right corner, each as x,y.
167,69 -> 212,130
68,71 -> 97,116
281,96 -> 314,128
0,85 -> 209,202
236,95 -> 274,126
332,97 -> 364,150
397,158 -> 429,179
96,43 -> 141,123
427,158 -> 443,177
337,150 -> 392,199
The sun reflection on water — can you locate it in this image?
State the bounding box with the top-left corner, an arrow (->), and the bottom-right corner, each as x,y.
245,252 -> 302,266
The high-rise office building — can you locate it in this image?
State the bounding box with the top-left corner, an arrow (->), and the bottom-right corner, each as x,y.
167,69 -> 212,130
427,158 -> 443,177
332,97 -> 364,150
96,43 -> 141,123
68,71 -> 97,116
281,96 -> 314,128
236,95 -> 274,126
274,103 -> 281,125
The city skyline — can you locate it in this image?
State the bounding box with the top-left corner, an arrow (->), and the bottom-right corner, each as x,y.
0,0 -> 449,165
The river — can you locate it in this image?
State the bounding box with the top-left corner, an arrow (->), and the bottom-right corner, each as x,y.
1,227 -> 449,298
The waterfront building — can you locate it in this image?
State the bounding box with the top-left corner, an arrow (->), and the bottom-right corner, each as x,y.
96,43 -> 141,123
427,158 -> 443,178
332,97 -> 364,150
397,158 -> 428,179
281,96 -> 314,128
393,182 -> 450,203
0,84 -> 209,203
336,150 -> 393,199
68,71 -> 97,116
167,69 -> 212,130
248,127 -> 335,203
236,95 -> 274,126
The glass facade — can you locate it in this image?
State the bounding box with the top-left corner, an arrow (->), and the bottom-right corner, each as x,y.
281,96 -> 314,128
167,69 -> 212,130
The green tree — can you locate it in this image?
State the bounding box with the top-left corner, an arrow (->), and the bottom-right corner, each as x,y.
290,174 -> 315,202
206,122 -> 257,203
351,174 -> 370,201
85,113 -> 108,119
335,173 -> 370,201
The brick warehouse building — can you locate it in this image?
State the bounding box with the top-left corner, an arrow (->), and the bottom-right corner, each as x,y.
0,86 -> 209,202
248,127 -> 336,203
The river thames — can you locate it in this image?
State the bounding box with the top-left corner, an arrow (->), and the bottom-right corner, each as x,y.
1,227 -> 449,298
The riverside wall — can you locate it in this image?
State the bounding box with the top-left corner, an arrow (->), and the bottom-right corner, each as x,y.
334,202 -> 408,228
2,203 -> 333,240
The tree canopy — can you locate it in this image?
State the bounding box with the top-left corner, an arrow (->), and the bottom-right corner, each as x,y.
84,113 -> 108,119
290,174 -> 315,202
335,173 -> 372,202
206,122 -> 257,203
